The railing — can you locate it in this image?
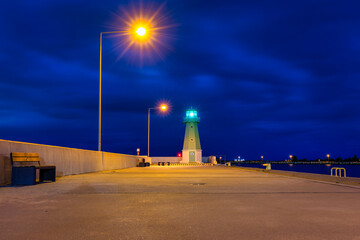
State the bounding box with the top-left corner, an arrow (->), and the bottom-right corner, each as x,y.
331,167 -> 346,177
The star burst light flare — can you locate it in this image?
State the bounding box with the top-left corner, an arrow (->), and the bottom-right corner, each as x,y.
108,3 -> 176,63
156,100 -> 171,115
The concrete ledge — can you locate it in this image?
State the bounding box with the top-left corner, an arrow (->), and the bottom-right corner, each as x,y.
237,166 -> 360,186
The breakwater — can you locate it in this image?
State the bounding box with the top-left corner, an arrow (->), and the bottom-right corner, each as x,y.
236,162 -> 360,178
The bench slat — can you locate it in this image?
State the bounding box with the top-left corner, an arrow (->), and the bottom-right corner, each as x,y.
11,152 -> 40,162
12,152 -> 40,157
12,152 -> 28,157
11,157 -> 28,162
12,158 -> 40,162
27,153 -> 40,157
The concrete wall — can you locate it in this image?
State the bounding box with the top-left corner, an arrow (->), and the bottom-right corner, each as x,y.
0,141 -> 12,185
150,157 -> 182,164
0,139 -> 142,186
102,152 -> 140,170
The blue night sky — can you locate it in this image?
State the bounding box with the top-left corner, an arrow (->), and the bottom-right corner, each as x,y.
0,0 -> 359,160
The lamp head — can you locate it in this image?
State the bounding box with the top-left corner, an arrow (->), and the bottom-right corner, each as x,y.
136,27 -> 146,36
160,104 -> 167,111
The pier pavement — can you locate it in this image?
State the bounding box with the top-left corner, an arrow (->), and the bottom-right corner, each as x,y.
0,166 -> 359,240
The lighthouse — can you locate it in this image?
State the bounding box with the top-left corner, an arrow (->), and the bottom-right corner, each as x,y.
181,108 -> 202,163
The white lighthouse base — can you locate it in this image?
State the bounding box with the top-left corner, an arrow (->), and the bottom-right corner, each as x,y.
181,149 -> 202,164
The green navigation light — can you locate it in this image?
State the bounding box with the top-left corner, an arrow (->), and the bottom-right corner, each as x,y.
184,109 -> 200,123
186,110 -> 197,118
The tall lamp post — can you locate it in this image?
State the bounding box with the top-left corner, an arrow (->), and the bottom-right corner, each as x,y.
148,104 -> 168,157
98,27 -> 147,151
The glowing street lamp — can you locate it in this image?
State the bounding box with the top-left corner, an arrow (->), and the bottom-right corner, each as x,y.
97,2 -> 175,151
98,27 -> 148,151
327,154 -> 330,161
160,104 -> 167,111
136,27 -> 146,36
148,103 -> 168,157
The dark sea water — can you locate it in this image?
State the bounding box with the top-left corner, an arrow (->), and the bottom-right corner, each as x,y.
236,163 -> 360,178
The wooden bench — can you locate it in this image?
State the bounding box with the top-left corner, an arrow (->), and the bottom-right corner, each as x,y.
11,152 -> 56,185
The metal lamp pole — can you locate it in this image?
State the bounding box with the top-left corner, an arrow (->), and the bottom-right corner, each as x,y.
98,31 -> 126,151
147,107 -> 156,157
147,105 -> 168,157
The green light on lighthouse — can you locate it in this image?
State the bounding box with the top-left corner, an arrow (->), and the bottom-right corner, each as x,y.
181,108 -> 202,163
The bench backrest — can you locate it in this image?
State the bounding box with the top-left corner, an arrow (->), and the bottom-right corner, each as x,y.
11,152 -> 41,167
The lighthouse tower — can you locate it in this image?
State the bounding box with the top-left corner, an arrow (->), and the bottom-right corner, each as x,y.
181,108 -> 202,163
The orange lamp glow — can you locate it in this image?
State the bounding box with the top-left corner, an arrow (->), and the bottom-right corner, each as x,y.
136,27 -> 146,36
178,153 -> 182,157
160,104 -> 167,111
110,3 -> 176,62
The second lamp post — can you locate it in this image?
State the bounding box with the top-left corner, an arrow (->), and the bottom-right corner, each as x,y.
148,104 -> 167,157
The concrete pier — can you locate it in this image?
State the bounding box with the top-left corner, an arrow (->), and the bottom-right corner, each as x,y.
1,166 -> 359,240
